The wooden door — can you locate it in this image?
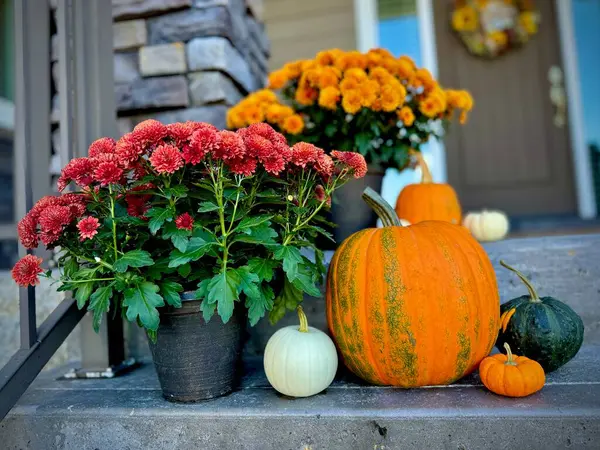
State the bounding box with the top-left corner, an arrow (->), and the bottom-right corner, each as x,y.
434,1 -> 577,216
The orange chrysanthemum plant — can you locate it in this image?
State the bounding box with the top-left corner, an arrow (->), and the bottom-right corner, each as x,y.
227,48 -> 473,170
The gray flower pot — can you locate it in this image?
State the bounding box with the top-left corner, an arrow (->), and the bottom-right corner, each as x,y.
148,292 -> 245,402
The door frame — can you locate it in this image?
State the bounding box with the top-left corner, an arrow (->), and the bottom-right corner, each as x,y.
354,0 -> 596,218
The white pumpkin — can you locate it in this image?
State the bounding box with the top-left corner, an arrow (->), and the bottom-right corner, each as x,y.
463,209 -> 510,242
400,218 -> 411,227
263,306 -> 338,397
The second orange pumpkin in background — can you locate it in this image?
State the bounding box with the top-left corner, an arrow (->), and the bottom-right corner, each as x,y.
395,151 -> 462,225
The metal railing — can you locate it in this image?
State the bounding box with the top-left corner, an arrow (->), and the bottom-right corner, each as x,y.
0,0 -> 124,420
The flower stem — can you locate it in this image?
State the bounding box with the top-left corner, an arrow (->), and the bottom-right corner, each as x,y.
66,278 -> 115,284
108,185 -> 119,261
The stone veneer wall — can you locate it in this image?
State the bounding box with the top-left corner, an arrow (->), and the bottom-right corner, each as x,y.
0,0 -> 269,370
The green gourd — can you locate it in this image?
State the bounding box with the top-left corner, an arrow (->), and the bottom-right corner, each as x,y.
496,261 -> 584,373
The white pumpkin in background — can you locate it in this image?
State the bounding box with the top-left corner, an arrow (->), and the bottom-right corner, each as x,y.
463,209 -> 510,242
400,218 -> 411,227
264,306 -> 338,397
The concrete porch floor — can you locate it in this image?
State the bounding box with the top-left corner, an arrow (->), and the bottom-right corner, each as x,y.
1,346 -> 599,450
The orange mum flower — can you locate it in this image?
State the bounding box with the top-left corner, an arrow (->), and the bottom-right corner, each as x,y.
340,77 -> 360,94
318,66 -> 341,89
255,89 -> 278,103
318,86 -> 341,110
369,67 -> 393,86
268,70 -> 288,89
295,85 -> 318,106
419,97 -> 440,118
315,49 -> 339,66
341,89 -> 362,114
380,85 -> 403,112
244,104 -> 265,124
282,114 -> 305,135
359,80 -> 380,108
397,106 -> 416,127
265,104 -> 286,124
344,68 -> 368,83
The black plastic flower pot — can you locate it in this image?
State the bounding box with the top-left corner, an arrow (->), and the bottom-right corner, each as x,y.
324,167 -> 385,247
148,292 -> 245,402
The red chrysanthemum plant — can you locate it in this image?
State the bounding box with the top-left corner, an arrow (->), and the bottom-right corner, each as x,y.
12,120 -> 365,339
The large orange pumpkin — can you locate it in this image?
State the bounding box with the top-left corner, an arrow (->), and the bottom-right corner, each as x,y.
326,188 -> 500,387
395,151 -> 462,225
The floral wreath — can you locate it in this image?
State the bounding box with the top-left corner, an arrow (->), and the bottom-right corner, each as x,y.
451,0 -> 540,58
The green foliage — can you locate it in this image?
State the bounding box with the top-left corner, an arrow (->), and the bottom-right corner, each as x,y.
123,281 -> 165,331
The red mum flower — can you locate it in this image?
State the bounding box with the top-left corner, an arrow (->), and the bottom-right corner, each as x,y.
17,215 -> 39,249
29,196 -> 61,221
88,137 -> 116,158
167,121 -> 198,146
38,205 -> 72,235
242,123 -> 287,146
214,131 -> 246,161
126,195 -> 150,218
94,160 -> 124,186
314,153 -> 335,178
40,231 -> 60,246
175,213 -> 194,231
149,144 -> 184,174
77,216 -> 100,241
263,154 -> 286,175
244,134 -> 274,161
290,142 -> 324,168
59,193 -> 88,217
331,150 -> 368,178
132,119 -> 168,147
115,133 -> 144,167
58,157 -> 95,191
226,156 -> 258,176
185,125 -> 221,165
12,255 -> 44,287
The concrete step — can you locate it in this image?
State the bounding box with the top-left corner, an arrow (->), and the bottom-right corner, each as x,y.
1,345 -> 599,449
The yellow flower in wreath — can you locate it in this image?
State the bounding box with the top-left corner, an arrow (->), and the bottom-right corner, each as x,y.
452,6 -> 478,32
342,89 -> 362,114
318,86 -> 341,110
282,114 -> 305,135
489,31 -> 508,47
519,12 -> 538,35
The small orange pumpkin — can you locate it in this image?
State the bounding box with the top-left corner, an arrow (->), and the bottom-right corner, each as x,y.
479,343 -> 545,397
395,151 -> 462,225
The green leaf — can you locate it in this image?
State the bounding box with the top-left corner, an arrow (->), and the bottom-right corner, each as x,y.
163,185 -> 188,199
291,264 -> 322,297
147,329 -> 157,344
160,281 -> 183,307
123,281 -> 165,331
237,215 -> 273,231
168,234 -> 216,268
200,299 -> 216,322
269,278 -> 302,325
273,246 -> 303,281
87,286 -> 113,332
325,123 -> 337,138
113,250 -> 154,273
312,225 -> 335,242
206,270 -> 240,323
195,278 -> 211,300
72,266 -> 100,280
234,266 -> 260,300
162,223 -> 191,252
234,223 -> 278,246
198,201 -> 220,213
74,281 -> 95,309
178,263 -> 191,278
246,284 -> 275,326
355,131 -> 372,155
63,258 -> 79,278
246,258 -> 280,282
146,207 -> 174,235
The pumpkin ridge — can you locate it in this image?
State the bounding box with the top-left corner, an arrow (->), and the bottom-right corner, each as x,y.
361,228 -> 389,384
449,223 -> 499,371
383,227 -> 418,386
335,230 -> 374,381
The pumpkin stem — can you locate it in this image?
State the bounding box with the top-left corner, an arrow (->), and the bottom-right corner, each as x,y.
499,260 -> 541,302
412,150 -> 433,184
362,187 -> 402,227
503,343 -> 517,366
297,305 -> 309,333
